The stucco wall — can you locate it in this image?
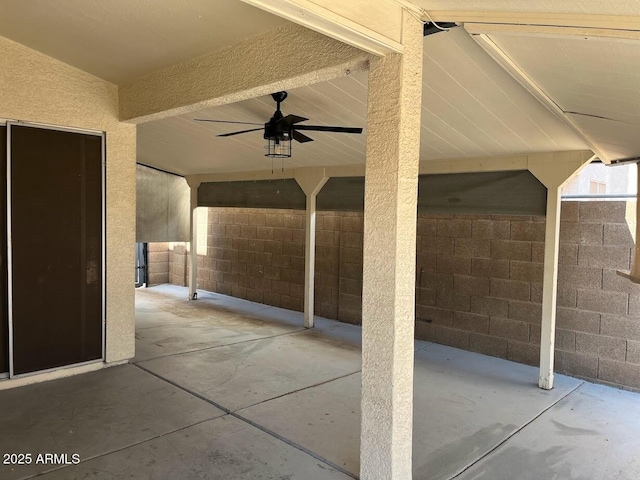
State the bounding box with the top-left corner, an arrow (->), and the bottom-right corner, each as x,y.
161,202 -> 640,391
0,35 -> 136,365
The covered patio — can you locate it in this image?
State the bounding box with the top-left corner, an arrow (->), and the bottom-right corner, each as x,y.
1,285 -> 638,479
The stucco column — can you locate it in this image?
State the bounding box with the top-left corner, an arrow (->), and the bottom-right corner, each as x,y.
187,180 -> 200,300
360,11 -> 423,480
295,168 -> 329,328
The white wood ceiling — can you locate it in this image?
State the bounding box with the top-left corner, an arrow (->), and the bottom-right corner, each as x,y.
489,33 -> 640,161
138,27 -> 586,175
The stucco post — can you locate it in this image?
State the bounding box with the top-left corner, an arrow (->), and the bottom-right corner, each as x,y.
187,181 -> 200,300
294,168 -> 328,328
360,11 -> 423,480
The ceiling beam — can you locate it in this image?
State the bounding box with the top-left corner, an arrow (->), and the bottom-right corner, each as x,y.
187,151 -> 592,184
464,22 -> 640,42
469,33 -> 609,163
428,10 -> 640,32
119,23 -> 371,123
240,0 -> 404,55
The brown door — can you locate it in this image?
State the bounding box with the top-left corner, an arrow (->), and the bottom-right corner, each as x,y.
0,126 -> 7,375
10,125 -> 103,375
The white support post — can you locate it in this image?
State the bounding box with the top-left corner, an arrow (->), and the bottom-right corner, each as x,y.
294,168 -> 328,328
528,152 -> 593,390
188,181 -> 200,300
539,185 -> 561,389
360,11 -> 423,480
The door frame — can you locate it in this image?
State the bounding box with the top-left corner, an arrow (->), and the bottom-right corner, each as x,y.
5,121 -> 106,379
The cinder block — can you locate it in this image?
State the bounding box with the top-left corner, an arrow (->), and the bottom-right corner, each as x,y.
248,213 -> 266,226
225,224 -> 241,237
437,255 -> 472,275
232,212 -> 249,226
556,307 -> 600,333
454,238 -> 490,258
508,300 -> 542,324
577,289 -> 628,315
469,333 -> 508,358
415,288 -> 436,307
532,328 -> 576,351
283,214 -> 304,229
283,242 -> 304,257
264,240 -> 283,255
470,296 -> 509,317
246,288 -> 264,304
471,258 -> 510,279
436,291 -> 471,312
341,216 -> 364,232
148,251 -> 169,264
437,219 -> 472,238
602,268 -> 640,294
559,223 -> 603,245
453,311 -> 489,333
434,325 -> 470,350
558,265 -> 602,289
415,321 -> 435,342
555,350 -> 598,379
416,306 -> 454,326
342,231 -> 363,249
340,277 -> 362,297
273,228 -> 293,242
281,295 -> 303,312
232,238 -> 248,251
256,226 -> 274,240
510,221 -> 545,242
263,291 -> 282,308
489,317 -> 529,342
416,253 -> 437,271
239,225 -> 257,239
454,274 -> 490,296
340,247 -> 363,265
424,237 -> 455,255
422,272 -> 454,291
338,307 -> 362,325
510,261 -> 543,283
316,230 -> 338,246
472,219 -> 510,240
417,218 -> 437,237
271,254 -> 291,269
600,314 -> 640,341
578,245 -> 630,269
321,215 -> 340,231
231,285 -> 247,299
339,293 -> 362,312
490,278 -> 530,301
575,332 -> 626,361
579,202 -> 627,224
491,240 -> 531,261
340,262 -> 362,281
265,214 -> 284,228
290,255 -> 305,271
531,242 -> 544,263
627,341 -> 640,365
560,202 -> 580,223
598,358 -> 640,389
506,340 -> 539,366
292,229 -> 305,243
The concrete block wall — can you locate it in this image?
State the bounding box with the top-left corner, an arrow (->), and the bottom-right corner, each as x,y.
146,242 -> 170,285
162,202 -> 640,391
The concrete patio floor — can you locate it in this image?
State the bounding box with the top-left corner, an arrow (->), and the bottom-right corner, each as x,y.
1,284 -> 640,479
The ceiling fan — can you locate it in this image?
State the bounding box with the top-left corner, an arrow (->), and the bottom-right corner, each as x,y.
194,91 -> 363,158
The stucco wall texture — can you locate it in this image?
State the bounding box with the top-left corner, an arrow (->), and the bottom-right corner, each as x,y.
0,36 -> 136,365
155,201 -> 640,391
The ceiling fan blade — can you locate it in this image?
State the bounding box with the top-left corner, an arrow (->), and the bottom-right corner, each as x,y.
195,119 -> 263,125
276,114 -> 309,128
294,125 -> 363,134
292,131 -> 314,143
217,127 -> 263,137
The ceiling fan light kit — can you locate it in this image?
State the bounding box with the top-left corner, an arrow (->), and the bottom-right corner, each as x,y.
195,91 -> 363,160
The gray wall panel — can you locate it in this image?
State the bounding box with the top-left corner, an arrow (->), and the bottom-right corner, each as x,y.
136,164 -> 189,242
198,179 -> 305,210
